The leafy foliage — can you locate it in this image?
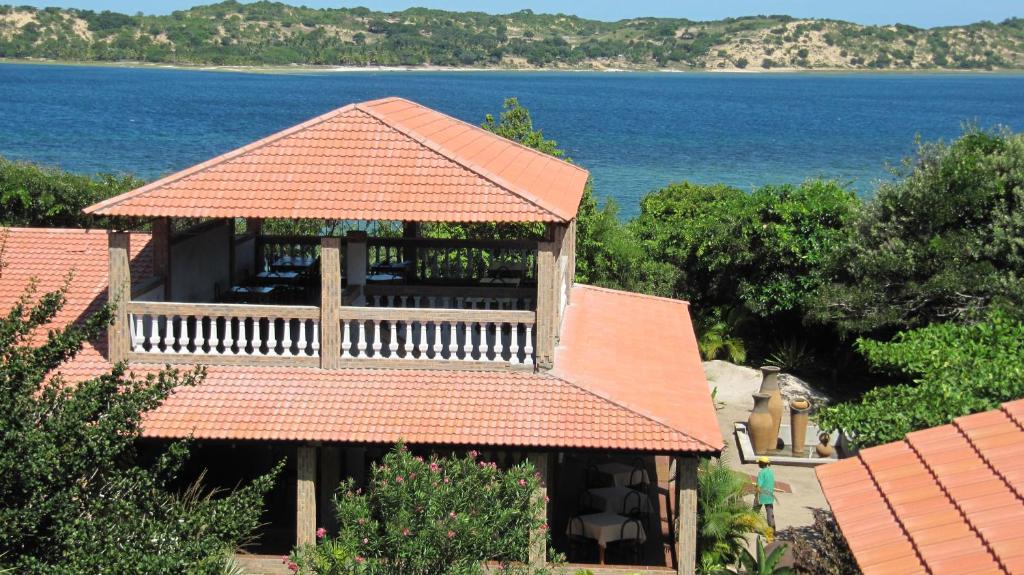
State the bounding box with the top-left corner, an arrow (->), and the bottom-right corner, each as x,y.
737,538 -> 792,575
290,445 -> 554,574
0,156 -> 141,228
812,128 -> 1024,336
817,312 -> 1024,447
0,277 -> 280,574
697,457 -> 770,569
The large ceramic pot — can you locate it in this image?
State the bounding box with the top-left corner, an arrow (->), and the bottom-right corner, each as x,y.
815,432 -> 835,458
748,393 -> 775,455
789,397 -> 811,457
759,366 -> 783,444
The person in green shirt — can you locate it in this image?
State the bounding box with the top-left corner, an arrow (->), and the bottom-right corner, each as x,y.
754,457 -> 776,529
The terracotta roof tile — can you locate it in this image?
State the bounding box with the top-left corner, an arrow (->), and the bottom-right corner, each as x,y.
553,285 -> 723,453
84,98 -> 589,223
817,399 -> 1024,575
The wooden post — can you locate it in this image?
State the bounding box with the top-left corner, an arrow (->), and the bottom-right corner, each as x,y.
319,446 -> 341,534
527,452 -> 549,569
535,240 -> 556,369
107,232 -> 131,363
676,456 -> 699,575
296,446 -> 317,547
320,238 -> 341,369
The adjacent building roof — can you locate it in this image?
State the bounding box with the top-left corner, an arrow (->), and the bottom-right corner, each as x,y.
816,399 -> 1024,575
83,97 -> 589,223
2,227 -> 717,454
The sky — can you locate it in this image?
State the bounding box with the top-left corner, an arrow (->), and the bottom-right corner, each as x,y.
14,0 -> 1023,27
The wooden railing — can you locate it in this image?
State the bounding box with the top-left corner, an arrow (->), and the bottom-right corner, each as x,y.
256,235 -> 324,270
366,237 -> 537,283
363,284 -> 535,311
337,306 -> 536,368
126,301 -> 321,365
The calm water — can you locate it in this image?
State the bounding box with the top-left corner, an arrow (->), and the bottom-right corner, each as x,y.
1,64 -> 1023,217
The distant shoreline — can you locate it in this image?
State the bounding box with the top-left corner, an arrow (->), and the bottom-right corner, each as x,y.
3,57 -> 1023,76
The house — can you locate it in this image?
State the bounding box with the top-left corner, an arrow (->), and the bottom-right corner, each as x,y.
816,398 -> 1024,575
0,97 -> 722,573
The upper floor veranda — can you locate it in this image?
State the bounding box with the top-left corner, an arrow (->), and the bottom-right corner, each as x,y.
88,97 -> 588,373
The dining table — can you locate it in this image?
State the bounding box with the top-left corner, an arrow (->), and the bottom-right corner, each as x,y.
594,462 -> 650,487
587,486 -> 652,515
567,512 -> 646,565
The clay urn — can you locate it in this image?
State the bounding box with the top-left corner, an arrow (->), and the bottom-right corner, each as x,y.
748,393 -> 775,455
758,366 -> 783,443
815,432 -> 835,458
789,397 -> 811,457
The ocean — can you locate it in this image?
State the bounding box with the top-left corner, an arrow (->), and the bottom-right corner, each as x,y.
1,63 -> 1022,217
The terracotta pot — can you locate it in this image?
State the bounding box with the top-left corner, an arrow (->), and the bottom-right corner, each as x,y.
759,366 -> 783,445
789,397 -> 811,457
748,393 -> 775,455
815,432 -> 834,458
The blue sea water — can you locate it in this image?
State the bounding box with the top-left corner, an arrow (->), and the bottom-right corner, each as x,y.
1,63 -> 1022,217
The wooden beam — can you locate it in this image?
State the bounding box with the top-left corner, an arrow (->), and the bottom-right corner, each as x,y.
107,232 -> 131,363
535,241 -> 556,369
676,456 -> 699,575
527,452 -> 549,569
320,238 -> 342,369
296,446 -> 317,547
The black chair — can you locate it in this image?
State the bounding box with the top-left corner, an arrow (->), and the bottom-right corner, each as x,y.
627,459 -> 650,492
622,488 -> 651,532
566,515 -> 593,563
607,517 -> 644,564
584,463 -> 604,489
577,490 -> 600,514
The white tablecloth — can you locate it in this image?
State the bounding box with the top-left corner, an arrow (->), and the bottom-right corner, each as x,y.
588,486 -> 651,514
595,462 -> 650,487
567,512 -> 646,548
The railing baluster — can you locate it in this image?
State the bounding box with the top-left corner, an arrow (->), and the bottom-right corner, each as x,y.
312,321 -> 320,357
131,314 -> 144,351
356,321 -> 368,359
267,317 -> 278,356
524,324 -> 534,366
416,321 -> 428,358
341,319 -> 351,359
237,316 -> 249,355
282,318 -> 293,356
494,322 -> 507,362
371,320 -> 382,357
482,322 -> 493,361
161,316 -> 174,352
223,317 -> 235,355
510,323 -> 521,365
432,321 -> 444,360
209,317 -> 219,355
388,321 -> 398,358
446,321 -> 457,360
176,316 -> 188,354
298,320 -> 308,356
403,321 -> 413,358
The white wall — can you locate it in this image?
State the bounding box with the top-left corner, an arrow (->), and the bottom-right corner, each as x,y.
170,221 -> 232,302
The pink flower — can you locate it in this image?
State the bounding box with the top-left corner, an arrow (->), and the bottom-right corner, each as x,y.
449,511 -> 457,519
396,475 -> 404,483
362,537 -> 369,544
316,527 -> 327,539
468,450 -> 479,458
429,462 -> 440,472
544,495 -> 550,503
518,479 -> 527,487
447,530 -> 456,538
356,487 -> 362,494
409,472 -> 416,479
281,556 -> 289,564
357,518 -> 365,525
540,523 -> 549,531
414,455 -> 423,462
443,477 -> 450,484
402,527 -> 411,536
287,561 -> 299,573
355,556 -> 365,564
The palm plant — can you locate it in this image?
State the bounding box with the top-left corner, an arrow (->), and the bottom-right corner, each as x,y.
737,538 -> 792,575
697,307 -> 750,364
697,457 -> 770,569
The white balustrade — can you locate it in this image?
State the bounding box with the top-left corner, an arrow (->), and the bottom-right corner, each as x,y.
337,307 -> 536,366
126,302 -> 321,360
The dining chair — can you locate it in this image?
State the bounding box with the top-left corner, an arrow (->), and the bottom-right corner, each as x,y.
566,515 -> 594,563
608,517 -> 644,564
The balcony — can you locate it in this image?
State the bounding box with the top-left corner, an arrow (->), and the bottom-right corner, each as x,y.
109,222 -> 572,372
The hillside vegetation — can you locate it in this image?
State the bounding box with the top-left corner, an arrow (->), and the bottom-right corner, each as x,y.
1,1 -> 1023,70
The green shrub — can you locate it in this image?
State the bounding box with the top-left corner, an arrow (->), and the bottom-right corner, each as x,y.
289,445 -> 555,574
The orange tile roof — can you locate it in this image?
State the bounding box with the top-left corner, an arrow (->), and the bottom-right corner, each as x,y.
816,399 -> 1024,575
0,227 -> 153,345
83,97 -> 589,223
1,228 -> 716,454
553,285 -> 724,452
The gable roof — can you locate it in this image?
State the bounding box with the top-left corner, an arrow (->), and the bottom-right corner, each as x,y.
83,97 -> 589,223
553,284 -> 724,452
816,399 -> 1024,575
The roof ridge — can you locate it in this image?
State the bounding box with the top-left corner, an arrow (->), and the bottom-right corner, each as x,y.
540,372 -> 719,452
572,283 -> 691,307
84,104 -> 356,215
857,448 -> 934,575
905,431 -> 1008,574
354,99 -> 572,223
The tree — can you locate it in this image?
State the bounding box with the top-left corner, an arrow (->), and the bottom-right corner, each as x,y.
812,128 -> 1024,336
289,445 -> 554,574
0,275 -> 280,573
817,311 -> 1024,447
0,156 -> 141,228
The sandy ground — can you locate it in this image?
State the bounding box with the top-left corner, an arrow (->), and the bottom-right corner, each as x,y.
704,360 -> 829,530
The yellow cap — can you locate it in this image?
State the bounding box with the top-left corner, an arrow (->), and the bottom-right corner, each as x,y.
757,457 -> 770,464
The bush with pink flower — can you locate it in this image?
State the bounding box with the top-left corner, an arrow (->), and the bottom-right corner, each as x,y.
288,443 -> 557,574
